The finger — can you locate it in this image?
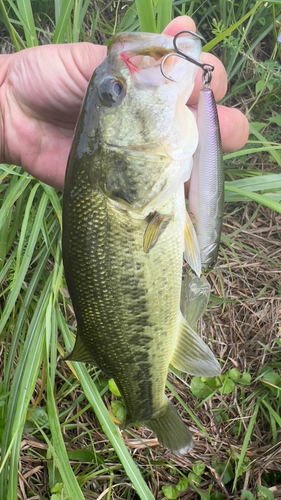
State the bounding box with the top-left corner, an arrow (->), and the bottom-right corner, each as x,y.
163,15 -> 196,36
217,105 -> 249,153
163,17 -> 227,104
71,43 -> 107,84
189,53 -> 228,104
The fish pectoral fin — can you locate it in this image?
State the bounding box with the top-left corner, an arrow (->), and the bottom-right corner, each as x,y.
184,211 -> 201,277
143,212 -> 172,253
171,314 -> 221,378
64,332 -> 95,364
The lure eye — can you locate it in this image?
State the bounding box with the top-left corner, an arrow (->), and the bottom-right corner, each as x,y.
98,77 -> 125,107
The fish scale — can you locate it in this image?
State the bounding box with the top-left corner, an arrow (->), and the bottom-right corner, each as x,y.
63,31 -> 220,454
64,164 -> 185,422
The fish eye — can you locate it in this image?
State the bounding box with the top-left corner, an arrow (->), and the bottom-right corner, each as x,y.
98,77 -> 125,107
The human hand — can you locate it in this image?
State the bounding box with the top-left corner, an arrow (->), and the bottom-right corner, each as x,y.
0,16 -> 248,191
0,42 -> 106,189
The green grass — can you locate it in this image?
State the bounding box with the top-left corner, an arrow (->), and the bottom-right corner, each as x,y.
0,0 -> 281,499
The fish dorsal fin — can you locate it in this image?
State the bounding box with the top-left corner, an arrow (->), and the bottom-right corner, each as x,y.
143,212 -> 172,253
171,314 -> 221,377
64,332 -> 95,364
180,272 -> 210,326
184,211 -> 201,277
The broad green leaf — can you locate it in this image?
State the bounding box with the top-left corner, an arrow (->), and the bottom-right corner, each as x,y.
257,485 -> 275,500
229,369 -> 251,386
111,400 -> 126,423
188,472 -> 201,487
26,407 -> 49,428
193,461 -> 205,476
176,478 -> 188,492
241,491 -> 255,500
211,493 -> 224,500
108,378 -> 121,397
268,115 -> 281,127
260,370 -> 281,395
162,485 -> 179,499
256,79 -> 265,94
190,377 -> 216,399
212,461 -> 234,485
200,487 -> 212,500
51,483 -> 70,500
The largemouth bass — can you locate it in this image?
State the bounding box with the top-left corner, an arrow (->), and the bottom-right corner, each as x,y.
62,31 -> 220,455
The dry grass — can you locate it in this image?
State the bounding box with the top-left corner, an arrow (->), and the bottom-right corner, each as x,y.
15,203 -> 281,499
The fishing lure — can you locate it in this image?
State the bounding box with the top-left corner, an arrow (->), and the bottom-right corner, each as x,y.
161,31 -> 224,274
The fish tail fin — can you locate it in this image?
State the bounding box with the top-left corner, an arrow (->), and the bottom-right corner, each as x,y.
146,397 -> 193,455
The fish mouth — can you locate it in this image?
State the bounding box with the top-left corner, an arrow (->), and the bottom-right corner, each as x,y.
108,32 -> 202,89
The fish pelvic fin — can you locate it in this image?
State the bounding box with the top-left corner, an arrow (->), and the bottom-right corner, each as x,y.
146,397 -> 193,455
64,331 -> 95,364
171,314 -> 221,377
184,211 -> 201,277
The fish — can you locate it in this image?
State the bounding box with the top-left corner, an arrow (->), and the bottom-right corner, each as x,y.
180,272 -> 210,327
188,85 -> 224,272
62,31 -> 221,455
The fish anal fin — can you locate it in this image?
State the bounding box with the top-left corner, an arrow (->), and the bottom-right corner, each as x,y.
184,211 -> 201,277
171,314 -> 221,377
64,332 -> 95,364
143,212 -> 172,253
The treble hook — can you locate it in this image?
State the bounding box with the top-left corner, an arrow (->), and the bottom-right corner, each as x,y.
160,30 -> 214,88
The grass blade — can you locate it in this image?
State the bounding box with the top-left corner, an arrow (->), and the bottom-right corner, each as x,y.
0,0 -> 25,50
52,0 -> 74,44
225,174 -> 281,192
58,310 -> 155,500
203,0 -> 265,52
156,0 -> 173,33
45,362 -> 85,500
225,184 -> 281,213
16,0 -> 38,46
0,187 -> 48,339
249,125 -> 281,167
232,402 -> 259,490
166,380 -> 213,443
0,277 -> 52,499
72,0 -> 92,43
135,0 -> 156,33
0,171 -> 31,231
